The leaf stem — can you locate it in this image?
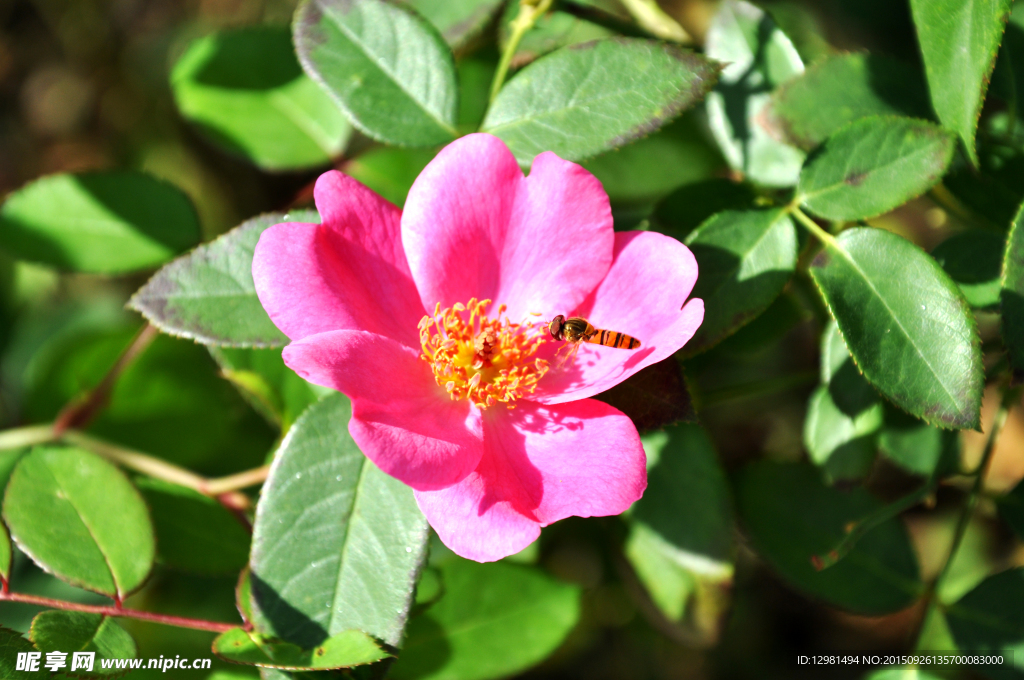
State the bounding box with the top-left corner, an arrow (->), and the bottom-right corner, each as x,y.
789,205 -> 837,247
0,591 -> 237,633
488,0 -> 555,105
812,479 -> 938,570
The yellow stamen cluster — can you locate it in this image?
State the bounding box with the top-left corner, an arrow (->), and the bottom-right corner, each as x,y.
418,298 -> 549,409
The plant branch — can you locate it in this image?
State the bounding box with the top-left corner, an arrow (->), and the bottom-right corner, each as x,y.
812,479 -> 938,570
0,424 -> 54,451
53,325 -> 159,436
0,591 -> 236,633
488,0 -> 555,104
61,430 -> 260,511
933,388 -> 1017,592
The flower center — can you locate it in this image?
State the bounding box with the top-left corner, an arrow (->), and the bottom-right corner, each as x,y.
418,298 -> 549,409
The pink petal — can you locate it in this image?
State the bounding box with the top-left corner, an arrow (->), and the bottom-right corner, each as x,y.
283,330 -> 484,490
402,134 -> 613,323
532,230 -> 704,404
415,398 -> 645,562
253,171 -> 425,348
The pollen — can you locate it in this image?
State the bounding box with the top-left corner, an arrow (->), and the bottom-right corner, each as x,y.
418,298 -> 549,409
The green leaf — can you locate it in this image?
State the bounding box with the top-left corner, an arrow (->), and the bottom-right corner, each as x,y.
0,626 -> 44,677
293,0 -> 458,147
737,462 -> 921,614
29,611 -> 136,677
238,568 -> 254,624
0,521 -> 9,585
250,394 -> 428,649
341,148 -> 437,207
704,0 -> 805,187
457,55 -> 497,132
403,0 -> 504,48
24,328 -> 274,473
804,321 -> 883,482
809,227 -> 983,430
932,231 -> 1005,310
770,53 -> 932,150
135,478 -> 250,575
910,0 -> 1012,166
482,38 -> 719,165
1002,201 -> 1024,379
625,426 -> 733,638
736,461 -> 922,614
652,178 -> 757,241
580,115 -> 725,208
797,116 -> 956,221
592,358 -> 695,432
945,144 -> 1024,229
210,347 -> 329,431
879,406 -> 960,478
3,446 -> 155,598
0,172 -> 200,274
130,210 -> 319,348
716,291 -> 810,355
683,208 -> 798,355
171,26 -> 351,171
390,560 -> 581,680
803,386 -> 881,482
213,628 -> 388,670
947,568 -> 1024,673
999,480 -> 1024,542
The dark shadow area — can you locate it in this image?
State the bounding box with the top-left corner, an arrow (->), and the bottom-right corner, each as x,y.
74,172 -> 201,250
863,53 -> 933,119
686,241 -> 794,352
631,424 -> 732,563
1002,289 -> 1024,383
389,615 -> 452,679
250,570 -> 331,649
593,357 -> 695,433
191,26 -> 303,91
827,356 -> 879,418
652,179 -> 758,241
715,15 -> 779,174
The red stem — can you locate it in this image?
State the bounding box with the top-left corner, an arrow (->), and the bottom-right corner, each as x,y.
0,592 -> 237,633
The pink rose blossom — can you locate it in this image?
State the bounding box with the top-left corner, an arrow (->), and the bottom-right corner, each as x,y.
252,133 -> 704,562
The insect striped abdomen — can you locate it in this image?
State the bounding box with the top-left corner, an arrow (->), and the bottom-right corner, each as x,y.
588,329 -> 641,349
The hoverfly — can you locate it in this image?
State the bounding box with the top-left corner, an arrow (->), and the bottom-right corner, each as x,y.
548,315 -> 641,363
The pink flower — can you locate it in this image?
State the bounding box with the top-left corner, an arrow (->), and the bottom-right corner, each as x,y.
252,134 -> 703,562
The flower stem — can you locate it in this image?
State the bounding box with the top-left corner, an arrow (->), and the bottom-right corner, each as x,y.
789,205 -> 837,247
0,591 -> 237,633
488,0 -> 555,105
